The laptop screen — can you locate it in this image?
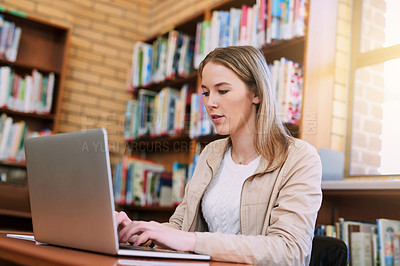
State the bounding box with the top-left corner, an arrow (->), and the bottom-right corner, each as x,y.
25,128 -> 119,254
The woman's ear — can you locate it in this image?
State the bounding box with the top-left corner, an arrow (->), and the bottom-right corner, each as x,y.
252,95 -> 260,104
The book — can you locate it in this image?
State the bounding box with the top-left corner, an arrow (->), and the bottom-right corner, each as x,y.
138,89 -> 157,137
393,234 -> 400,266
209,10 -> 220,51
377,218 -> 400,266
171,162 -> 188,205
5,25 -> 21,62
124,100 -> 134,140
351,231 -> 373,266
45,72 -> 55,114
372,227 -> 379,266
0,20 -> 11,58
0,116 -> 13,160
270,0 -> 282,41
113,162 -> 123,204
239,5 -> 248,45
165,30 -> 179,79
124,99 -> 140,141
158,171 -> 173,206
338,218 -> 376,266
0,66 -> 11,108
229,7 -> 241,46
144,170 -> 160,206
189,93 -> 199,138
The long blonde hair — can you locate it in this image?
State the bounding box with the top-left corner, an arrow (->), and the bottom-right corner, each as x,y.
198,46 -> 292,172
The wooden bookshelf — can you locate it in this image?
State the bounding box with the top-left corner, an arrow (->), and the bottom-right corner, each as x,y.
0,9 -> 70,226
317,180 -> 400,226
120,0 -> 338,221
130,72 -> 198,93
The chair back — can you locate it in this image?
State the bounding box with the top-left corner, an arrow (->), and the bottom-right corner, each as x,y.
309,235 -> 349,266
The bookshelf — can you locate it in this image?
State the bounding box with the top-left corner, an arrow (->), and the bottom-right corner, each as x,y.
0,9 -> 70,228
118,0 -> 338,221
317,180 -> 400,226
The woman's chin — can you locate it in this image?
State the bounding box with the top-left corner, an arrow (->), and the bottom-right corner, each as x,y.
214,127 -> 230,136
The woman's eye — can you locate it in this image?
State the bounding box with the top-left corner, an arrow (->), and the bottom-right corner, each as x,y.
202,91 -> 210,96
219,90 -> 228,95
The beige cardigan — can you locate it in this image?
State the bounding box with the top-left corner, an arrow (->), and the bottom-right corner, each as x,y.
167,137 -> 322,265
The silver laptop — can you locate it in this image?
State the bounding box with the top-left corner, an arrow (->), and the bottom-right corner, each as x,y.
24,128 -> 210,260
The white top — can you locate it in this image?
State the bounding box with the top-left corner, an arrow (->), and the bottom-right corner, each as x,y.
201,148 -> 261,234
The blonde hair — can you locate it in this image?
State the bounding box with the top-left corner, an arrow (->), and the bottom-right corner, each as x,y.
198,46 -> 292,172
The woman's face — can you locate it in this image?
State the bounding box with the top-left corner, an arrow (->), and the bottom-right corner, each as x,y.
201,62 -> 260,137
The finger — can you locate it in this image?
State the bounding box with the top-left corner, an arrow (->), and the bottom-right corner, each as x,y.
128,235 -> 138,244
115,211 -> 131,227
119,221 -> 148,243
122,219 -> 131,227
132,231 -> 150,247
118,222 -> 140,243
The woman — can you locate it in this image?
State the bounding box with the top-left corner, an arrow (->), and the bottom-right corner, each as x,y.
116,46 -> 322,265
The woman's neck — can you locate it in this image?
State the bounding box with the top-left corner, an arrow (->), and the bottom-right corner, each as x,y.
230,133 -> 258,165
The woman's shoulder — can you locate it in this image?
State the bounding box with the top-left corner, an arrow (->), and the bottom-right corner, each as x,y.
287,138 -> 320,162
289,138 -> 318,153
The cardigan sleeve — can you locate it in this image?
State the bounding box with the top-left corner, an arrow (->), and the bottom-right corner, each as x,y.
193,140 -> 322,265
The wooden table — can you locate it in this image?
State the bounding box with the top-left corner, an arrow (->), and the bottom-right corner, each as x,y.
0,232 -> 247,265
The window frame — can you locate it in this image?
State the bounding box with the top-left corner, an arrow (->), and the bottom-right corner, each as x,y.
345,0 -> 400,177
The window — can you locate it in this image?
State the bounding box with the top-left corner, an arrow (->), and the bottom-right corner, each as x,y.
346,0 -> 400,176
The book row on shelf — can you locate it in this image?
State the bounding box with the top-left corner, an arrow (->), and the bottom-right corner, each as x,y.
130,32 -> 195,88
0,112 -> 51,164
113,155 -> 197,208
0,15 -> 21,62
0,165 -> 26,185
0,66 -> 55,114
270,57 -> 303,124
124,84 -> 194,141
316,217 -> 400,266
127,0 -> 307,89
124,57 -> 303,140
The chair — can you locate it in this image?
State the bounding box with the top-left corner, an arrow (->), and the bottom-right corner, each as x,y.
309,235 -> 349,266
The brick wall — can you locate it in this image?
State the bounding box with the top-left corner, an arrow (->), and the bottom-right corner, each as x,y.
0,0 -> 156,164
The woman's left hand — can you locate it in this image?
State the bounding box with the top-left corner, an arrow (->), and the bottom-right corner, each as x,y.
118,220 -> 196,252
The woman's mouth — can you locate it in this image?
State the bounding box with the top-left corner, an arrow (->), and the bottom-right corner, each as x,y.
211,114 -> 224,122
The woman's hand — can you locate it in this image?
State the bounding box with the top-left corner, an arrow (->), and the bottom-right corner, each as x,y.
114,211 -> 132,232
118,220 -> 196,252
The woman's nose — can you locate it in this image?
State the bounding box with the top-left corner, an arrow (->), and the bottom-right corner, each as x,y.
206,93 -> 218,109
